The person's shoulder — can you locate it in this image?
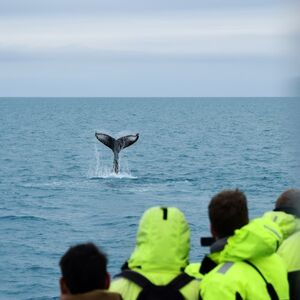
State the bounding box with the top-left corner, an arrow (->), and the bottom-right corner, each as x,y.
109,277 -> 125,291
185,263 -> 203,280
200,264 -> 243,299
201,261 -> 245,284
109,276 -> 142,300
178,274 -> 201,300
110,271 -> 200,300
278,231 -> 300,271
199,260 -> 274,299
109,276 -> 139,291
282,230 -> 300,245
201,258 -> 273,285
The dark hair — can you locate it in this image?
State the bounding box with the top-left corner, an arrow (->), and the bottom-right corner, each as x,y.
209,189 -> 249,238
275,189 -> 300,213
59,243 -> 108,294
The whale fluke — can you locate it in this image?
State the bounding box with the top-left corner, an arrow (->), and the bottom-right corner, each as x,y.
117,134 -> 140,150
95,132 -> 139,173
95,133 -> 115,150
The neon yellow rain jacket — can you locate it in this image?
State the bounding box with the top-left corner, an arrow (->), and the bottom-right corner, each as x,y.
109,207 -> 199,300
278,226 -> 300,272
264,211 -> 300,300
264,211 -> 300,271
200,217 -> 289,300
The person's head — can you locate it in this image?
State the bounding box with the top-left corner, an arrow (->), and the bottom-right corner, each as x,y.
128,206 -> 190,272
209,189 -> 249,239
275,189 -> 300,217
59,243 -> 109,295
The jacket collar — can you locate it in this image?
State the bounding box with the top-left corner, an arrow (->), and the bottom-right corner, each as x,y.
210,237 -> 229,254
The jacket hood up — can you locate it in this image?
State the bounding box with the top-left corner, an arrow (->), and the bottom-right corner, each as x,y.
128,206 -> 190,272
212,216 -> 284,263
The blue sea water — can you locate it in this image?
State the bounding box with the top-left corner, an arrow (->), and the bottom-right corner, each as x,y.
0,98 -> 299,300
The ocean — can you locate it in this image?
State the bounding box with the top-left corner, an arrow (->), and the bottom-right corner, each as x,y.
0,98 -> 298,300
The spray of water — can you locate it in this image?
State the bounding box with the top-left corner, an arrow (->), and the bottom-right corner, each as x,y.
88,144 -> 137,179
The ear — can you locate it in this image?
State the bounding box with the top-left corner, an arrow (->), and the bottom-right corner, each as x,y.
105,272 -> 110,289
60,277 -> 70,295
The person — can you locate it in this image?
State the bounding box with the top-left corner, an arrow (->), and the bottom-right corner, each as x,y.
273,189 -> 300,300
199,189 -> 289,300
109,206 -> 200,300
59,243 -> 121,300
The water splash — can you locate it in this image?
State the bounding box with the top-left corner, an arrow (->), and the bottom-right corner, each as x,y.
88,145 -> 137,179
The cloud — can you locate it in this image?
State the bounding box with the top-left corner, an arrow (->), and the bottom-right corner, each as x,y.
0,0 -> 283,16
0,10 -> 291,62
0,3 -> 295,96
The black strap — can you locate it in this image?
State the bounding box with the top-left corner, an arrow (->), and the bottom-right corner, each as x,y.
121,261 -> 129,271
244,261 -> 279,300
167,272 -> 194,290
120,261 -> 141,271
200,255 -> 218,275
116,270 -> 194,290
115,270 -> 154,289
288,270 -> 300,300
235,292 -> 243,300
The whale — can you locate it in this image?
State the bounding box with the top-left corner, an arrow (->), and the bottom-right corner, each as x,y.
95,132 -> 139,174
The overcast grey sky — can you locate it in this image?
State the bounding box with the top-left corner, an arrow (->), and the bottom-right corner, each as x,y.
0,0 -> 298,97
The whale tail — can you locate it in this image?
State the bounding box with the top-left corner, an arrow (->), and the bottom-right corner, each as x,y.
95,132 -> 139,173
95,133 -> 139,152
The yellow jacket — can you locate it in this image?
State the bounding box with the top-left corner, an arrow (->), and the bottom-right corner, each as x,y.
200,217 -> 289,300
110,207 -> 200,300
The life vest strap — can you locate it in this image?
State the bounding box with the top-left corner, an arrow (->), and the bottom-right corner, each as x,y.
115,269 -> 194,290
244,260 -> 279,300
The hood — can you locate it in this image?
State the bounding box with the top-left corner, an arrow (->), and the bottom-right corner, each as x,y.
128,207 -> 190,272
212,217 -> 283,263
263,211 -> 297,239
60,290 -> 121,300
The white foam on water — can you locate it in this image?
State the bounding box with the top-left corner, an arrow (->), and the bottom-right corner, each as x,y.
88,144 -> 137,179
94,172 -> 137,179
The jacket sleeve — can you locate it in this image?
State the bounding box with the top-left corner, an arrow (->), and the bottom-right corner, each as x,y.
109,278 -> 141,300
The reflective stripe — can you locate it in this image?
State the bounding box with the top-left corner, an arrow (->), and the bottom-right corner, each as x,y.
218,262 -> 234,274
263,225 -> 281,239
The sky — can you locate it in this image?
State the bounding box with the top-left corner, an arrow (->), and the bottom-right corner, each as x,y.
0,0 -> 299,97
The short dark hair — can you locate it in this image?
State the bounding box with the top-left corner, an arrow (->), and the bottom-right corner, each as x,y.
275,189 -> 300,213
59,243 -> 108,294
209,189 -> 249,238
